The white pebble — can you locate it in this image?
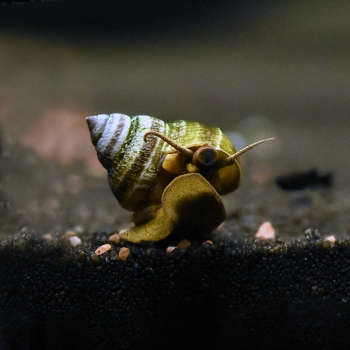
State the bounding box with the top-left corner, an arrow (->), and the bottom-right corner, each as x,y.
69,236 -> 82,247
255,221 -> 275,240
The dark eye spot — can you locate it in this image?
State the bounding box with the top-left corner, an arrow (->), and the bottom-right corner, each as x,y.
200,149 -> 216,166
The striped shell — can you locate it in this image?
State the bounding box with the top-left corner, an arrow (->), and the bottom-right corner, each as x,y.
86,114 -> 242,212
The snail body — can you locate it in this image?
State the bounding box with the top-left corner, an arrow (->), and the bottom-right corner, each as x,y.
87,113 -> 272,243
87,114 -> 241,211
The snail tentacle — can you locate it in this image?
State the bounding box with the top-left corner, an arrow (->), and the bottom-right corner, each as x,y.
144,131 -> 193,159
220,138 -> 274,168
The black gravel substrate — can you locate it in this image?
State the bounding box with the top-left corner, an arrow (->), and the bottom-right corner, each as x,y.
1,233 -> 350,350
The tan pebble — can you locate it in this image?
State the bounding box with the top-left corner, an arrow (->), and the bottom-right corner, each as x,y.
42,233 -> 53,241
177,239 -> 191,249
255,222 -> 275,240
324,235 -> 336,247
119,247 -> 130,260
166,246 -> 177,253
95,244 -> 112,255
202,240 -> 213,245
108,233 -> 121,244
69,236 -> 82,247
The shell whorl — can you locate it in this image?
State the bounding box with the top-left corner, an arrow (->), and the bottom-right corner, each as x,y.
86,113 -> 131,169
86,114 -> 167,211
86,113 -> 244,211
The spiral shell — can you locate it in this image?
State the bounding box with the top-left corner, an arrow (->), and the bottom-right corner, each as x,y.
86,114 -> 241,212
87,113 -> 273,243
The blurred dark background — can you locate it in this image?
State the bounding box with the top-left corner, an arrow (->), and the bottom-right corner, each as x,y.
0,0 -> 349,236
2,6 -> 350,349
0,0 -> 263,42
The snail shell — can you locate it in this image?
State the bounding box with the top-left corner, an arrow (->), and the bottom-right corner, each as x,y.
86,114 -> 242,212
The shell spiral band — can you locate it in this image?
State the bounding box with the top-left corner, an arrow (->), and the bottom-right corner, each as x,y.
86,113 -> 273,243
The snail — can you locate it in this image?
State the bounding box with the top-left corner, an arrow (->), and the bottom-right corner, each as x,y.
86,113 -> 273,243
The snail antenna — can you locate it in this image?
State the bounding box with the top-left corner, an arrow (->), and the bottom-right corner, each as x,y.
144,131 -> 193,159
221,138 -> 274,168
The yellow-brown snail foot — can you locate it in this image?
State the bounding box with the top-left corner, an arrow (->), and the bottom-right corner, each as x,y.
119,207 -> 175,243
120,173 -> 226,243
162,173 -> 226,236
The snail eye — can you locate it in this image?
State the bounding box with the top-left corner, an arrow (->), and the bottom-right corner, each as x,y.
192,146 -> 219,168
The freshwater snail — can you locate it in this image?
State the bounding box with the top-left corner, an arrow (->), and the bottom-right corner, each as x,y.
86,113 -> 273,243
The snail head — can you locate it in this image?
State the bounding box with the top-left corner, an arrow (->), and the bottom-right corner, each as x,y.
144,131 -> 274,172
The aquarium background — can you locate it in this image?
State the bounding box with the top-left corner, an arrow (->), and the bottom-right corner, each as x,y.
1,2 -> 350,349
1,0 -> 349,237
